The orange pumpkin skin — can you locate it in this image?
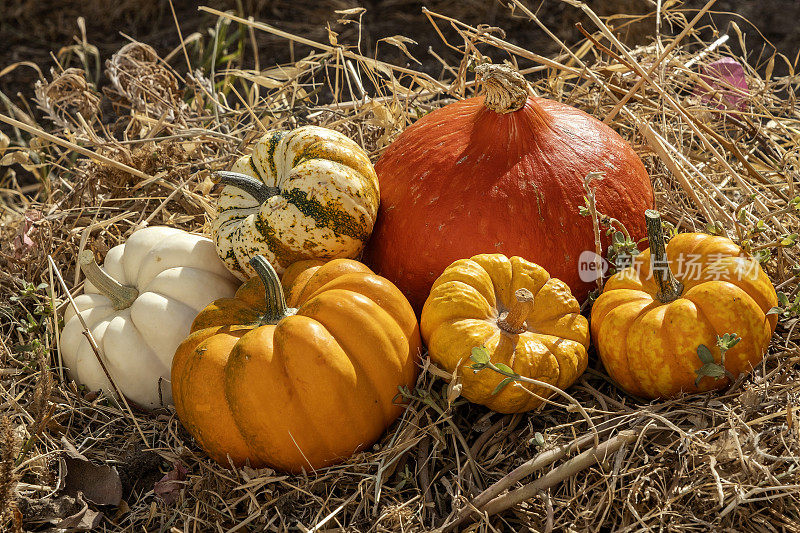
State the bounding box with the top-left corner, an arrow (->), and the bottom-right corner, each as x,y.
364,68 -> 653,311
591,231 -> 778,399
171,258 -> 421,473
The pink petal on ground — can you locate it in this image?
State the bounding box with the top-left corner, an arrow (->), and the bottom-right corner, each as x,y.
696,57 -> 749,111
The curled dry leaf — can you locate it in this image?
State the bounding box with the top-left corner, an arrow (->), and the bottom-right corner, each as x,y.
105,42 -> 186,122
379,36 -> 421,65
335,7 -> 367,16
12,210 -> 42,258
61,437 -> 122,507
34,67 -> 101,132
235,66 -> 302,90
0,150 -> 30,168
336,6 -> 366,24
446,365 -> 463,406
153,461 -> 187,505
19,493 -> 102,532
426,361 -> 454,381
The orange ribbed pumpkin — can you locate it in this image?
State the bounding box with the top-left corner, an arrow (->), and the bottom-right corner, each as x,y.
591,211 -> 778,399
364,64 -> 654,311
171,256 -> 421,473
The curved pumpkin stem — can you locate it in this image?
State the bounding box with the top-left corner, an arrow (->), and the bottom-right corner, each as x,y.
78,250 -> 139,310
474,63 -> 529,114
250,255 -> 294,325
498,288 -> 535,334
217,171 -> 280,204
646,210 -> 683,303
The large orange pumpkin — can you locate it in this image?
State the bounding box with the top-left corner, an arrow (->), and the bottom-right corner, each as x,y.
591,210 -> 778,399
364,63 -> 654,311
171,256 -> 421,472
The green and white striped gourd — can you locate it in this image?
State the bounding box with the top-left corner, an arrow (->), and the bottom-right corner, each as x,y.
212,125 -> 380,280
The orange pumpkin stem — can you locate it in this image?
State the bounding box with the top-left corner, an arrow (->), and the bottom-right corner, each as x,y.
249,255 -> 294,324
217,171 -> 280,203
78,250 -> 139,310
646,210 -> 683,303
498,288 -> 535,334
474,63 -> 529,114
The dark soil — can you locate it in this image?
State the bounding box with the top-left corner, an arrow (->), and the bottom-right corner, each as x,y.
2,0 -> 798,104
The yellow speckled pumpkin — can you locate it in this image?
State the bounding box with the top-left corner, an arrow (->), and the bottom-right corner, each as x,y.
171,256 -> 420,472
591,210 -> 778,399
212,125 -> 379,280
421,253 -> 590,413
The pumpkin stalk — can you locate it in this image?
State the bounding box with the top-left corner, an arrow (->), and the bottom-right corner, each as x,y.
646,210 -> 683,303
78,250 -> 139,310
250,255 -> 295,325
498,289 -> 535,334
474,63 -> 530,114
217,171 -> 281,204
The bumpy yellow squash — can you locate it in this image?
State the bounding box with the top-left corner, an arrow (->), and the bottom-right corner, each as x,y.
212,126 -> 379,280
421,253 -> 590,413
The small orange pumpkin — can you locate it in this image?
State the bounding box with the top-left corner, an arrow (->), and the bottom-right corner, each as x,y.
591,210 -> 778,399
171,256 -> 421,472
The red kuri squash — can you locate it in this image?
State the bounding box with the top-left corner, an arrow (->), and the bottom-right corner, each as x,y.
364,63 -> 654,311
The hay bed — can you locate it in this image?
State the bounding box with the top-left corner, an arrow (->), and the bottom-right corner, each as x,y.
2,2 -> 800,531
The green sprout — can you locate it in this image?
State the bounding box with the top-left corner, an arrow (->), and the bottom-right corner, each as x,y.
768,291 -> 800,319
695,333 -> 741,387
470,345 -> 519,395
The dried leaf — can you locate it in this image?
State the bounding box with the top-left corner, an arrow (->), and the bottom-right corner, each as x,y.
379,36 -> 421,65
708,429 -> 739,462
236,67 -> 302,89
50,499 -> 102,531
0,131 -> 9,155
446,365 -> 462,405
426,362 -> 453,381
19,493 -> 102,531
336,6 -> 366,23
326,25 -> 338,47
0,150 -> 29,167
335,7 -> 366,15
729,22 -> 746,57
765,55 -> 775,82
12,210 -> 42,258
154,461 -> 187,505
61,437 -> 122,506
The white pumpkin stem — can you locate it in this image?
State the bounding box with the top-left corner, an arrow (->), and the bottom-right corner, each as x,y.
249,255 -> 294,324
78,250 -> 139,310
474,63 -> 529,114
498,288 -> 535,334
217,171 -> 280,203
646,210 -> 683,303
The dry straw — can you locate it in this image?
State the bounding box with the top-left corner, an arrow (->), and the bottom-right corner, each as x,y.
1,0 -> 799,531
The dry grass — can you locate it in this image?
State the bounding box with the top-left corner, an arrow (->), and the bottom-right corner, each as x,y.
2,1 -> 800,531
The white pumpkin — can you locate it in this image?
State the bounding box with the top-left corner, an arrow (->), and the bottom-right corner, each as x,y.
60,226 -> 239,409
212,125 -> 379,280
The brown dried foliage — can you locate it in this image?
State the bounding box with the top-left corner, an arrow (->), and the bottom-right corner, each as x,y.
1,1 -> 799,531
